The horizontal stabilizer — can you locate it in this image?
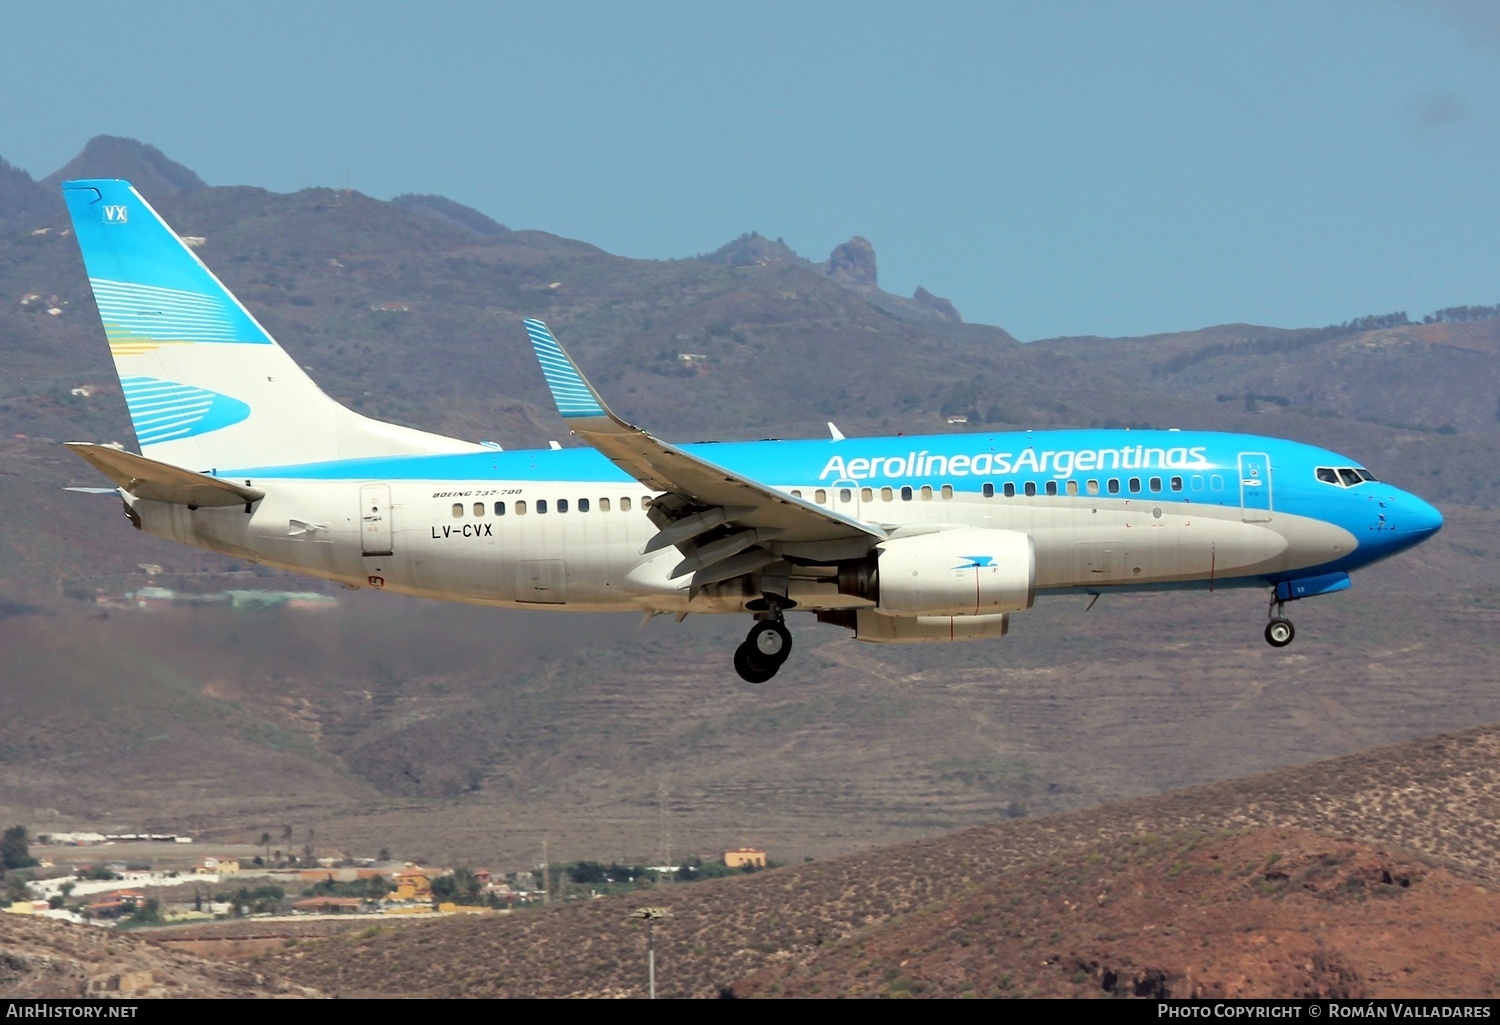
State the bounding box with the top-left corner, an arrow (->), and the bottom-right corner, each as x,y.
65,442 -> 264,508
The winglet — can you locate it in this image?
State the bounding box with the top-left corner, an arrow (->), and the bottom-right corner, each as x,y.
524,319 -> 608,421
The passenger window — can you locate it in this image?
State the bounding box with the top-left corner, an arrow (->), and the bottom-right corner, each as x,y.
1191,475 -> 1204,492
1107,479 -> 1120,494
982,483 -> 994,498
620,497 -> 631,512
599,497 -> 610,512
452,503 -> 464,518
515,500 -> 527,515
1170,476 -> 1183,492
579,498 -> 589,512
901,486 -> 913,501
1128,477 -> 1141,493
494,501 -> 506,516
920,485 -> 933,500
1044,481 -> 1057,496
473,502 -> 485,517
1316,467 -> 1339,485
790,489 -> 802,498
642,496 -> 652,508
1339,468 -> 1361,487
1086,480 -> 1099,496
537,499 -> 548,514
840,488 -> 852,503
941,484 -> 953,499
882,487 -> 894,501
816,489 -> 828,504
1210,475 -> 1224,491
1066,480 -> 1079,496
1003,483 -> 1015,498
557,499 -> 569,513
1149,477 -> 1161,493
861,487 -> 874,502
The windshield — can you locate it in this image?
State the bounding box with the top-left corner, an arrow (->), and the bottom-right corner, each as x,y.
1316,466 -> 1378,488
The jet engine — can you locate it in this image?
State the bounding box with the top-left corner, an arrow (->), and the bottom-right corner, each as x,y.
837,527 -> 1035,617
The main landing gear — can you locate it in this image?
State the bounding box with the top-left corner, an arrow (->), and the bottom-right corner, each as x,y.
734,613 -> 793,683
1265,597 -> 1295,648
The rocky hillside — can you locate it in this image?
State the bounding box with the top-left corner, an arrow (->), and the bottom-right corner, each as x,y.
253,723 -> 1500,998
0,913 -> 320,999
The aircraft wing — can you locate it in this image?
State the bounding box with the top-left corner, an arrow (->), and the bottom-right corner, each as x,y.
525,320 -> 881,579
66,442 -> 264,508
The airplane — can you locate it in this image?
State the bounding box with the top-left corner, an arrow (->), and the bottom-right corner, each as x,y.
58,179 -> 1444,682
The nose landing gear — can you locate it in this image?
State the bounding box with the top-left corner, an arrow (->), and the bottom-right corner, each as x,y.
1265,597 -> 1295,648
734,611 -> 793,683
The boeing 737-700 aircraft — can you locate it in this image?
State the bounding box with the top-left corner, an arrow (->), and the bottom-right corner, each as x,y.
59,179 -> 1444,682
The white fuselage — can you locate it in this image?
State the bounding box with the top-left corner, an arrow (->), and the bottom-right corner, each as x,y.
131,473 -> 1355,614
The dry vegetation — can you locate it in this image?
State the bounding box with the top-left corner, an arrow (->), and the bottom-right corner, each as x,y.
0,913 -> 320,998
252,723 -> 1500,998
732,827 -> 1500,999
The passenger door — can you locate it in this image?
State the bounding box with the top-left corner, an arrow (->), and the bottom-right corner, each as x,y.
360,484 -> 393,556
1238,452 -> 1273,523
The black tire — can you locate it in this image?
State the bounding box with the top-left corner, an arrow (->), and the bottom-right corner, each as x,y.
746,620 -> 793,665
734,643 -> 779,683
1265,618 -> 1295,648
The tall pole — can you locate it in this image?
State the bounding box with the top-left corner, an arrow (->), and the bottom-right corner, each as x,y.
630,907 -> 670,999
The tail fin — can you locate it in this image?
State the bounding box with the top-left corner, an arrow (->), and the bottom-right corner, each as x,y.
62,179 -> 478,470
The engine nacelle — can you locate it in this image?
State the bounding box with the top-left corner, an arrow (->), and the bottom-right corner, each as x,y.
875,528 -> 1034,617
854,610 -> 1009,644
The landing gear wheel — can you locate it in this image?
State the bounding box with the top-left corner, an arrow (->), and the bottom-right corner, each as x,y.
747,620 -> 793,664
734,643 -> 780,683
1265,617 -> 1295,648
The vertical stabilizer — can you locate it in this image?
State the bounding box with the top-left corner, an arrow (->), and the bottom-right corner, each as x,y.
62,179 -> 479,470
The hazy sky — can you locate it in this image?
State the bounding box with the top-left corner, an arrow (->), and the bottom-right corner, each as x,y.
4,1 -> 1499,340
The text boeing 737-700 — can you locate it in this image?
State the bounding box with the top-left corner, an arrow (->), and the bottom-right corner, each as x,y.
59,179 -> 1443,682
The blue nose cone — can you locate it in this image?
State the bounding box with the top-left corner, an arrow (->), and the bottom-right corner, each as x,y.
1402,494 -> 1444,539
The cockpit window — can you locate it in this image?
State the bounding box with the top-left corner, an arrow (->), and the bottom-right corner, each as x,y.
1317,466 -> 1378,487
